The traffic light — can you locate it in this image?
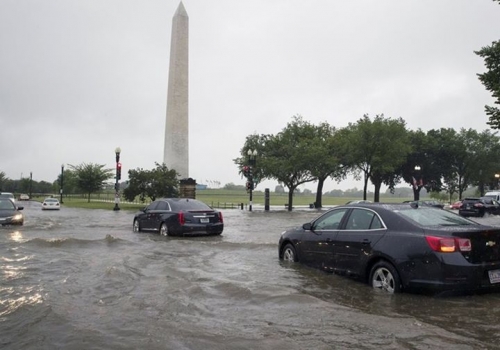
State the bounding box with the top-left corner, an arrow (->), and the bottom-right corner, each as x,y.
246,181 -> 254,191
117,162 -> 122,180
242,166 -> 250,178
248,167 -> 253,179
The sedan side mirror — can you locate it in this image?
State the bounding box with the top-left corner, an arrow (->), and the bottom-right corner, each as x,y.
302,222 -> 312,231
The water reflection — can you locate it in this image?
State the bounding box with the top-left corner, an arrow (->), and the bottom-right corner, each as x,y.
9,230 -> 24,242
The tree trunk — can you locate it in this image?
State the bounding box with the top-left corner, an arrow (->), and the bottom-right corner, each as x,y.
373,181 -> 381,202
87,192 -> 91,203
287,189 -> 294,211
315,178 -> 325,208
363,174 -> 369,201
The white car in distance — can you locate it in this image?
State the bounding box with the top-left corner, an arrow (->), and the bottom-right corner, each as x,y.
42,198 -> 61,210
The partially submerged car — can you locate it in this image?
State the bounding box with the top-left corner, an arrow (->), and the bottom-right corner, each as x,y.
0,198 -> 24,226
133,198 -> 223,236
279,202 -> 500,295
42,198 -> 61,210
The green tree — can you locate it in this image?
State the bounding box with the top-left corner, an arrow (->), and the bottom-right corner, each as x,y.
304,121 -> 344,208
0,171 -> 7,191
259,117 -> 317,210
146,163 -> 179,200
123,168 -> 150,203
339,114 -> 410,201
466,129 -> 500,195
399,129 -> 443,200
476,40 -> 500,129
69,163 -> 114,202
123,163 -> 179,203
368,118 -> 410,202
427,128 -> 467,199
54,169 -> 79,195
235,116 -> 318,211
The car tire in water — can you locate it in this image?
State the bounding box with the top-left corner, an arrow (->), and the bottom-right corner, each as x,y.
160,222 -> 169,236
133,220 -> 141,232
369,261 -> 402,294
281,243 -> 298,262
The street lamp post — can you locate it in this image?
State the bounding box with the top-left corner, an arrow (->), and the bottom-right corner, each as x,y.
247,149 -> 258,211
60,164 -> 64,204
113,147 -> 121,211
495,173 -> 500,190
29,172 -> 32,200
413,165 -> 422,201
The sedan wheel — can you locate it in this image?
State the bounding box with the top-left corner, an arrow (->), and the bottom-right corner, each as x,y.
282,244 -> 298,262
369,261 -> 401,294
160,222 -> 169,236
133,220 -> 141,232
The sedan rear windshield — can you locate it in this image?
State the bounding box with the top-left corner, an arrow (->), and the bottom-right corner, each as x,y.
396,208 -> 477,227
170,200 -> 211,211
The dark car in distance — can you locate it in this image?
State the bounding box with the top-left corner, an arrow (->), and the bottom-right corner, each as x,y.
0,198 -> 24,226
133,198 -> 223,236
402,200 -> 444,209
278,202 -> 500,295
459,197 -> 500,217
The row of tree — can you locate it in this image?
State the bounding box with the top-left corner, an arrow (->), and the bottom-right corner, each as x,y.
235,115 -> 500,210
0,164 -> 115,202
0,161 -> 183,204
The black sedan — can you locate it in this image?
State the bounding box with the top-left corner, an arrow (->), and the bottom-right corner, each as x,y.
278,202 -> 500,295
133,198 -> 223,236
0,198 -> 24,226
459,197 -> 500,217
402,200 -> 444,209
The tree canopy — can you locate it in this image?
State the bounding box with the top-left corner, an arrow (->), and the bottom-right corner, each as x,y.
476,1 -> 500,129
123,162 -> 179,203
69,163 -> 114,202
237,114 -> 500,208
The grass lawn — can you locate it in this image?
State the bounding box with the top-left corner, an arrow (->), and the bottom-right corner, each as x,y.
48,189 -> 414,210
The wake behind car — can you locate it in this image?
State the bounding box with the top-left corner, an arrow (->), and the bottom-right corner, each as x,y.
278,202 -> 500,295
0,198 -> 24,226
133,198 -> 223,236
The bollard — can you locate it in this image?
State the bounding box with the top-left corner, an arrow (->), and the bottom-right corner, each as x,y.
265,188 -> 270,211
240,203 -> 244,210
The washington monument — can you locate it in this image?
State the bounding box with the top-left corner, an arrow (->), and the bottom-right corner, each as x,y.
163,2 -> 189,179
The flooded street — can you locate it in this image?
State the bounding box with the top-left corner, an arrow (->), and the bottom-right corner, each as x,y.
2,202 -> 500,349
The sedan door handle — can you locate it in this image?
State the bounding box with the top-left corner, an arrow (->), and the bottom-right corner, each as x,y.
362,239 -> 371,245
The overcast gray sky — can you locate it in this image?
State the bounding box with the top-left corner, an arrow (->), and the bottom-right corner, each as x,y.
1,0 -> 499,192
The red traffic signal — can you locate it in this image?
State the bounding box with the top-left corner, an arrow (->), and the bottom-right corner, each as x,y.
117,162 -> 122,180
242,166 -> 250,177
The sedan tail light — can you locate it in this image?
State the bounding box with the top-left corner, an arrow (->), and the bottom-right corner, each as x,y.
425,236 -> 472,253
178,212 -> 185,225
218,212 -> 223,223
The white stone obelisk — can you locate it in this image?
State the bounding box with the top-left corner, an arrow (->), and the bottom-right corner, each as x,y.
163,2 -> 189,179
